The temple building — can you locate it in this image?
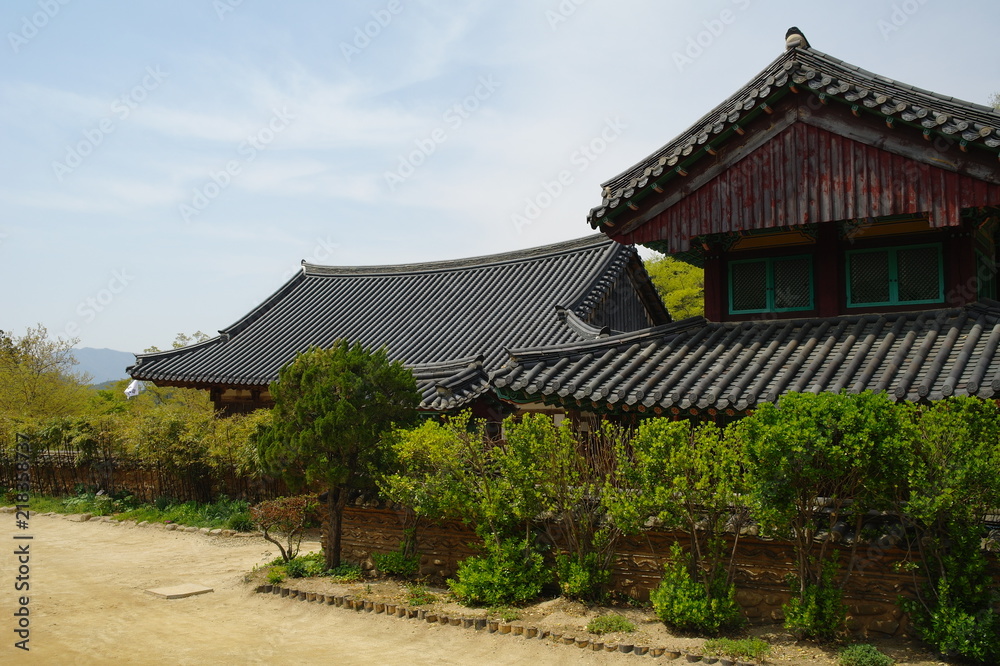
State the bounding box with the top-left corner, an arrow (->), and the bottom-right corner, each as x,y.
492,29 -> 1000,419
128,235 -> 668,416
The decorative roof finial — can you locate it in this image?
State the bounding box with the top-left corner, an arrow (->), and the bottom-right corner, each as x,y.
785,26 -> 809,50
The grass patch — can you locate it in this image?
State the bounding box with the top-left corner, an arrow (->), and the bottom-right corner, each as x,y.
586,614 -> 636,634
20,490 -> 253,530
406,583 -> 437,606
703,637 -> 772,661
489,606 -> 521,622
326,563 -> 363,582
839,643 -> 894,666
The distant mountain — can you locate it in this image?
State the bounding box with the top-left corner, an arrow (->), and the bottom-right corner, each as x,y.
72,348 -> 136,385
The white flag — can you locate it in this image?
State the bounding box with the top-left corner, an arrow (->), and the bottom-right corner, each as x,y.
124,379 -> 142,399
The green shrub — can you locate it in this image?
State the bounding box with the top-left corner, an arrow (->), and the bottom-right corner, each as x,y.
783,558 -> 846,641
448,537 -> 549,607
554,551 -> 611,602
704,637 -> 772,661
372,547 -> 419,577
226,511 -> 254,532
902,577 -> 1000,665
838,643 -> 894,666
586,614 -> 636,635
326,563 -> 363,582
406,583 -> 437,606
650,543 -> 743,635
266,568 -> 285,584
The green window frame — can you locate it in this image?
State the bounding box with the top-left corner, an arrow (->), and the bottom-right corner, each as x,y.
728,255 -> 814,315
846,243 -> 944,308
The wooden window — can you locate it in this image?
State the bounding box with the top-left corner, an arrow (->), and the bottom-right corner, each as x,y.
728,255 -> 814,315
846,243 -> 944,307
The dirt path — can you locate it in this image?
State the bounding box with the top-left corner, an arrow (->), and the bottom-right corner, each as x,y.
3,514 -> 640,665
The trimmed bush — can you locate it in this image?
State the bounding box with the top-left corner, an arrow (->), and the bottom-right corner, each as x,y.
448,538 -> 549,607
650,543 -> 743,635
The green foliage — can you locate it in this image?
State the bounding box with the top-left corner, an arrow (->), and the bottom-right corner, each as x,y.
284,552 -> 327,578
326,563 -> 363,582
643,254 -> 704,320
448,537 -> 549,607
266,568 -> 285,584
225,511 -> 254,532
250,495 -> 318,562
384,413 -> 627,602
0,324 -> 91,420
838,643 -> 894,666
735,391 -> 909,612
650,542 -> 743,635
258,341 -> 420,569
554,550 -> 611,601
703,637 -> 772,661
900,398 -> 1000,662
783,557 -> 846,640
489,606 -> 521,622
610,419 -> 746,613
405,583 -> 437,606
372,546 -> 419,577
586,614 -> 636,635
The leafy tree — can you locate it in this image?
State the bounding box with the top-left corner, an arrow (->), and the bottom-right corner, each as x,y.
643,253 -> 704,320
732,391 -> 911,639
610,419 -> 747,633
256,341 -> 420,569
251,495 -> 318,562
900,397 -> 1000,662
143,330 -> 211,353
0,324 -> 91,420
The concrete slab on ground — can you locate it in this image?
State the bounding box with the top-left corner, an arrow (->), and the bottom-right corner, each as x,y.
145,583 -> 214,599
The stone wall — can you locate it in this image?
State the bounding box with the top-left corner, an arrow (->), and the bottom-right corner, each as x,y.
333,504 -> 999,638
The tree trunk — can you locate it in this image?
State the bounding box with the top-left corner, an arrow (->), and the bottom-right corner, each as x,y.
325,485 -> 347,570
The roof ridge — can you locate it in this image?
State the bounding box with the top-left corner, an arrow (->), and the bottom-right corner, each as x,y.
302,234 -> 612,277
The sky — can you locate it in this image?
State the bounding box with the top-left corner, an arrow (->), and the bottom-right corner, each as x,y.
2,0 -> 999,355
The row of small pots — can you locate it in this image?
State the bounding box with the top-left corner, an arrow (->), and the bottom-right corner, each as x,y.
254,584 -> 755,665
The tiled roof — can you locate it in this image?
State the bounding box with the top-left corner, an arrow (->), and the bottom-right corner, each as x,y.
589,40 -> 1000,232
493,301 -> 1000,414
129,235 -> 669,411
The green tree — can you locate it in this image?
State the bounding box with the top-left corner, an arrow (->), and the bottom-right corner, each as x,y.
610,419 -> 747,633
0,324 -> 91,420
257,341 -> 420,569
732,391 -> 911,639
643,253 -> 704,320
900,397 -> 1000,662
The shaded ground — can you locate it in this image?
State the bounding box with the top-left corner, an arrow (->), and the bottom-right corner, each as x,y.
1,513 -> 949,665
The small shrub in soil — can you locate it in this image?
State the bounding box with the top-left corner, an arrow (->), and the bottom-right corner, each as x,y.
838,643 -> 894,666
586,614 -> 636,635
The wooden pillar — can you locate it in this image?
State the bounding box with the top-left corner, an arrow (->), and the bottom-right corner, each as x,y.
816,222 -> 840,317
703,245 -> 723,322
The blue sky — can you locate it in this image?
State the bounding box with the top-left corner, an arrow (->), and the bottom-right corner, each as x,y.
3,0 -> 998,354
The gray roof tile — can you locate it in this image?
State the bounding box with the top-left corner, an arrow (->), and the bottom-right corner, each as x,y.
129,235 -> 669,410
493,301 -> 1000,413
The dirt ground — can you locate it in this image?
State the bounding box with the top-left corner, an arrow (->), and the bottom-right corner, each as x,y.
1,513 -> 949,665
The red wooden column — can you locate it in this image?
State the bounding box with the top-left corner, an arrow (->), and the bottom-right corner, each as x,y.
703,244 -> 724,322
815,221 -> 840,317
